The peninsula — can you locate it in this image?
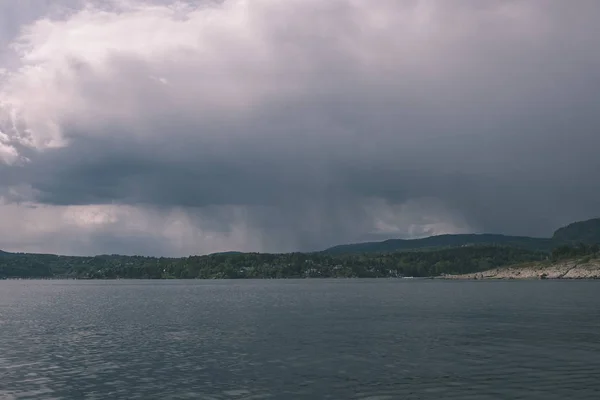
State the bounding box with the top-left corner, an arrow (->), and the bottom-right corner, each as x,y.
444,258 -> 600,280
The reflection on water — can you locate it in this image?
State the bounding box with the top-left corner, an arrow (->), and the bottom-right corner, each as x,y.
1,280 -> 600,399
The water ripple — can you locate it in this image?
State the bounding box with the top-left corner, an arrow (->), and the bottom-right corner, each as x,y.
1,280 -> 600,399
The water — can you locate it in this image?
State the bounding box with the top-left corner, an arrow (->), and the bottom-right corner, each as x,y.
1,280 -> 600,399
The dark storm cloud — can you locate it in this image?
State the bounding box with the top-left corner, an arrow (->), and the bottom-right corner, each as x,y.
1,0 -> 600,254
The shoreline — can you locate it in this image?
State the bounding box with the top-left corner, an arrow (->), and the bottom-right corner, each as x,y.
443,259 -> 600,280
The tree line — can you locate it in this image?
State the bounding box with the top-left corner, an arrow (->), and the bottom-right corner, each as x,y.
0,245 -> 549,279
551,243 -> 600,261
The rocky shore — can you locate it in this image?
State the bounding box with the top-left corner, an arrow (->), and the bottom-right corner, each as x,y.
444,259 -> 600,280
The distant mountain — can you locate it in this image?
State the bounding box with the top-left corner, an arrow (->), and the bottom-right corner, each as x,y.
324,218 -> 600,255
2,218 -> 600,265
552,218 -> 600,245
323,234 -> 554,254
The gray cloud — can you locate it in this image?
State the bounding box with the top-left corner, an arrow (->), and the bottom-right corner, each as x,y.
1,0 -> 600,255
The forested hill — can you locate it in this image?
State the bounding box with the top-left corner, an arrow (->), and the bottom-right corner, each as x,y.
0,245 -> 546,279
552,218 -> 600,244
323,218 -> 600,254
323,234 -> 553,254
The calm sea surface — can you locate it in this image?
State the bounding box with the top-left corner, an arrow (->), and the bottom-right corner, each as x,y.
1,279 -> 599,399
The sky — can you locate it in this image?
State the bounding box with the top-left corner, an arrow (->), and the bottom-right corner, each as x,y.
0,0 -> 599,256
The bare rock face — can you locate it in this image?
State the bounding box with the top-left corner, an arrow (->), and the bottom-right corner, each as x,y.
445,260 -> 600,280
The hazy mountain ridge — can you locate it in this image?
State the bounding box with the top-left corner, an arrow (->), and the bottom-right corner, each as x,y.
323,234 -> 554,254
2,218 -> 600,259
323,218 -> 600,254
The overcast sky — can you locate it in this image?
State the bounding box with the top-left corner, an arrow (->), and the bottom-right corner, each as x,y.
0,0 -> 599,256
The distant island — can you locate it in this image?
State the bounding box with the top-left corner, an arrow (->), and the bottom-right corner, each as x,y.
2,218 -> 600,280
